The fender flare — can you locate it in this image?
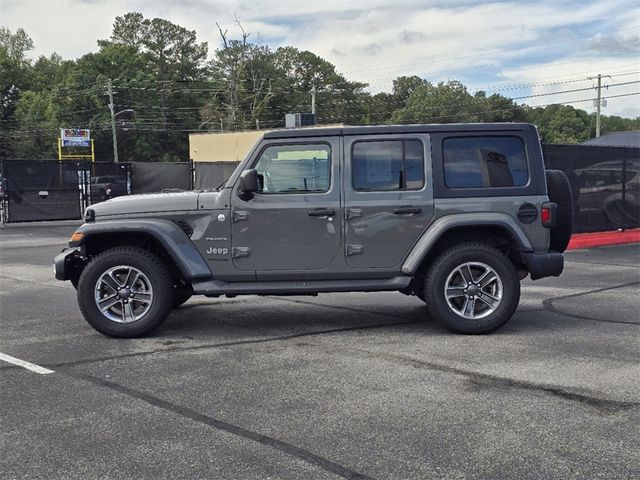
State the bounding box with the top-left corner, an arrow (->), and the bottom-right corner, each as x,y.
401,213 -> 533,275
73,219 -> 212,280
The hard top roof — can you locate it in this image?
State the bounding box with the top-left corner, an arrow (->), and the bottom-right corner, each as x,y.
263,123 -> 535,139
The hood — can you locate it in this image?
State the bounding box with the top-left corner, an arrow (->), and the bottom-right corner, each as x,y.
89,191 -> 202,218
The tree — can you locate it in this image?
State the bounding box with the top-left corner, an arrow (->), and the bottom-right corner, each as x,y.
2,14 -> 639,161
96,13 -> 210,160
392,76 -> 428,105
600,114 -> 640,135
526,104 -> 591,143
106,12 -> 147,49
269,46 -> 368,126
0,27 -> 36,156
100,12 -> 208,80
361,92 -> 397,124
200,22 -> 275,131
391,80 -> 479,124
11,91 -> 57,157
475,91 -> 527,122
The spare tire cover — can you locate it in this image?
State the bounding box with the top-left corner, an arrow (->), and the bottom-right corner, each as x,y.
545,169 -> 574,252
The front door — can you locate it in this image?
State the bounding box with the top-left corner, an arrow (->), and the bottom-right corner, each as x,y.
343,133 -> 434,269
231,137 -> 341,273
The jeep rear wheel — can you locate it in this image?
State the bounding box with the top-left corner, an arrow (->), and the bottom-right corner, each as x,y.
424,243 -> 520,334
77,247 -> 175,338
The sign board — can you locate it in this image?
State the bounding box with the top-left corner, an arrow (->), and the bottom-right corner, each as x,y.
61,128 -> 90,147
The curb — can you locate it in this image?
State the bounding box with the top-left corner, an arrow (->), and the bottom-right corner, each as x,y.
567,229 -> 640,250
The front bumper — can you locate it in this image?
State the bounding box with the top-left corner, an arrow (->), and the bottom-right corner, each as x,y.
523,251 -> 564,280
53,247 -> 82,281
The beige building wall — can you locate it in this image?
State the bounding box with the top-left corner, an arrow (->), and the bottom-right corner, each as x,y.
189,125 -> 344,163
189,130 -> 266,163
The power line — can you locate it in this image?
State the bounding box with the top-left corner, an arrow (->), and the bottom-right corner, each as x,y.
5,90 -> 636,137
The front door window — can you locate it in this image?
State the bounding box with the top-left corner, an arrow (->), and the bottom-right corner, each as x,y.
254,144 -> 331,194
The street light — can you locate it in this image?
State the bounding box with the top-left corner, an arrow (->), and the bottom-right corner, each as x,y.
110,108 -> 134,164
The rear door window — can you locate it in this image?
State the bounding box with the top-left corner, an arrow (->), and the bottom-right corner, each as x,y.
352,139 -> 425,191
443,136 -> 529,188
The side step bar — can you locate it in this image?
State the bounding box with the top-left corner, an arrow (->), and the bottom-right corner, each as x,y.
192,276 -> 411,296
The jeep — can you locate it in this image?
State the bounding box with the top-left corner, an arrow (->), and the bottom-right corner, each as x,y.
54,123 -> 572,337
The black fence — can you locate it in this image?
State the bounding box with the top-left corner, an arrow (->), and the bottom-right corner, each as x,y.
542,144 -> 639,233
1,145 -> 639,233
0,160 -> 198,223
1,160 -> 83,223
131,162 -> 192,194
194,161 -> 240,190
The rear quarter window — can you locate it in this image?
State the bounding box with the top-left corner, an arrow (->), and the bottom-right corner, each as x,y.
443,136 -> 529,188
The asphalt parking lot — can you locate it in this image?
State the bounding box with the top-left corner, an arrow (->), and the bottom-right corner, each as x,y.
1,221 -> 639,480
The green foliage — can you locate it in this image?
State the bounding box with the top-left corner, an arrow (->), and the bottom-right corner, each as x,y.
526,104 -> 591,144
12,91 -> 56,157
1,16 -> 639,162
600,114 -> 640,134
200,36 -> 367,130
100,12 -> 208,80
0,27 -> 36,157
269,46 -> 367,125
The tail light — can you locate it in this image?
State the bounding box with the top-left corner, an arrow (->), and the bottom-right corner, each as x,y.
541,202 -> 557,228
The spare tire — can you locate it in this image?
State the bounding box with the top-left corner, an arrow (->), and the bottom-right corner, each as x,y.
545,169 -> 573,252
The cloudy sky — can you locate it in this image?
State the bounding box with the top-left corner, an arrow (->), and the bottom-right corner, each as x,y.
2,0 -> 639,118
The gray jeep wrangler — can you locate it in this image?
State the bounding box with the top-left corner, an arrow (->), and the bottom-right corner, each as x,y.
54,123 -> 572,337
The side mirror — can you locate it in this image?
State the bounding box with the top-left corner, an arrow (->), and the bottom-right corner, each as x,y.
238,169 -> 259,200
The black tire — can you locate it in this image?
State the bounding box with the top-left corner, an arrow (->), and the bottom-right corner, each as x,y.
77,247 -> 175,338
545,170 -> 573,252
424,243 -> 521,334
174,291 -> 193,308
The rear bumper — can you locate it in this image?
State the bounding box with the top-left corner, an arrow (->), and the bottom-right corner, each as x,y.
53,247 -> 82,281
523,251 -> 564,280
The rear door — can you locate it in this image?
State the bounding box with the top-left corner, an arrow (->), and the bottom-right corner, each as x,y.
343,133 -> 434,269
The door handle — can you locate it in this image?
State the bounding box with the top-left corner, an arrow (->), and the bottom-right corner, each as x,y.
308,208 -> 335,217
394,206 -> 421,214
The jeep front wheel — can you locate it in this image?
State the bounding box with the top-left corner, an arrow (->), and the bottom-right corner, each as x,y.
424,243 -> 520,334
77,247 -> 175,338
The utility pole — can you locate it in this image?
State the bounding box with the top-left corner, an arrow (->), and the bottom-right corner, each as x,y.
107,79 -> 119,163
595,74 -> 602,138
107,79 -> 134,163
588,74 -> 612,138
311,83 -> 316,115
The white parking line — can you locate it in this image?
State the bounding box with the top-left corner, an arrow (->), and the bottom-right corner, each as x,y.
0,352 -> 54,375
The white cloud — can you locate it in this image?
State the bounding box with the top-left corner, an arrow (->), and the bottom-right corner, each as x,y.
1,0 -> 119,58
503,58 -> 640,119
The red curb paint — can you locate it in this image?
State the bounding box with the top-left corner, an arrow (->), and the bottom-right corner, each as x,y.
567,228 -> 640,250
